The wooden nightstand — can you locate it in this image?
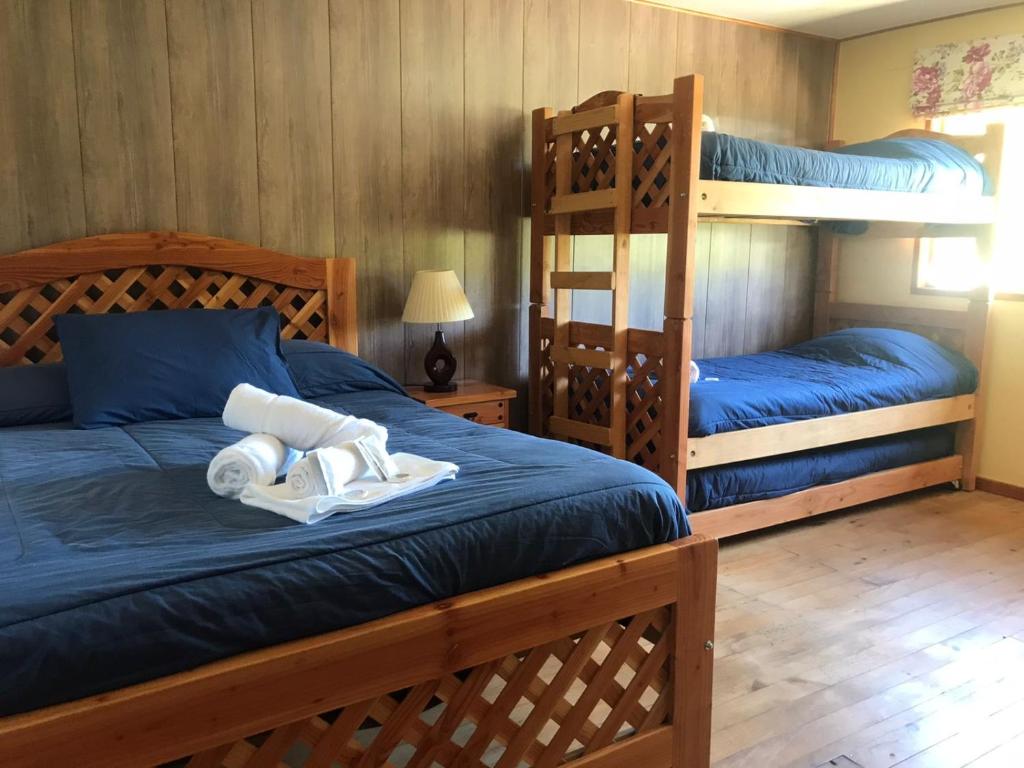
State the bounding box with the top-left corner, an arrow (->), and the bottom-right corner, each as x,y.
406,380 -> 517,428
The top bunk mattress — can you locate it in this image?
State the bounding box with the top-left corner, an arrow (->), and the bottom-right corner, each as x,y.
0,366 -> 685,717
699,132 -> 989,195
689,328 -> 978,437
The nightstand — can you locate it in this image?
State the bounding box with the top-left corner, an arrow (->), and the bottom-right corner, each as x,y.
406,380 -> 517,428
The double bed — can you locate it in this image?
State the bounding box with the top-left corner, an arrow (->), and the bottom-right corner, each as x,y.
0,233 -> 717,768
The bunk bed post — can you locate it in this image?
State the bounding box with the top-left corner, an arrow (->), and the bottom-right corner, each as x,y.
956,126 -> 1001,491
551,111 -> 575,431
529,107 -> 555,437
660,74 -> 704,496
610,92 -> 635,459
957,224 -> 995,491
813,228 -> 840,337
672,535 -> 717,768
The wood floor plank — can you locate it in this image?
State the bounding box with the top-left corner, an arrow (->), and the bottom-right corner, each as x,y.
964,730 -> 1024,767
710,490 -> 1024,768
798,640 -> 1024,768
891,694 -> 1024,767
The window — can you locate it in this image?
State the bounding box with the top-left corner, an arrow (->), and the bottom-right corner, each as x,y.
914,106 -> 1024,299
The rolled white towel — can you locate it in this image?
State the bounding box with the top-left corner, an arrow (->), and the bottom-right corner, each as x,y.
223,383 -> 388,452
690,359 -> 700,384
207,433 -> 300,499
701,114 -> 716,132
286,444 -> 369,498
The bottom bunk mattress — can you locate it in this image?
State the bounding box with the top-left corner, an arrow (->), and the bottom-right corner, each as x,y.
686,427 -> 955,512
0,388 -> 686,718
688,328 -> 978,437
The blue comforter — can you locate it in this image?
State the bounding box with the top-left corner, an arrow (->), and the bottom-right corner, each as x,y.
700,133 -> 988,194
0,391 -> 685,717
690,328 -> 977,437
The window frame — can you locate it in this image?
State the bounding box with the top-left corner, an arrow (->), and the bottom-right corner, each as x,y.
911,110 -> 1024,302
911,238 -> 972,299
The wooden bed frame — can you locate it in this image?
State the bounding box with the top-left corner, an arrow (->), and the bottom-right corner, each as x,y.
0,231 -> 718,768
529,74 -> 1003,539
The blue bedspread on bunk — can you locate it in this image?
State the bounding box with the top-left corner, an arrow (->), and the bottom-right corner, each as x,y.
700,133 -> 989,194
687,428 -> 954,512
689,328 -> 977,438
0,392 -> 685,717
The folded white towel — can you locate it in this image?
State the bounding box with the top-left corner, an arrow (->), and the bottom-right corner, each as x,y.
207,433 -> 301,499
223,383 -> 388,452
690,359 -> 700,384
701,114 -> 716,132
287,444 -> 368,497
240,453 -> 459,524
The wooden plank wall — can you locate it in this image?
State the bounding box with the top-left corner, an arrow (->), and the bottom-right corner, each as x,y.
570,8 -> 833,359
0,0 -> 834,394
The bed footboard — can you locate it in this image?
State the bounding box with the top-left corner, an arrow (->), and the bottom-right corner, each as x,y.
0,536 -> 717,768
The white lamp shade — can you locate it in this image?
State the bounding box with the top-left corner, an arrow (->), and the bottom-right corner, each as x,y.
401,270 -> 475,324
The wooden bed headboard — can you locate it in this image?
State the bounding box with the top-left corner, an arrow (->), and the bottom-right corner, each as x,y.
0,232 -> 357,367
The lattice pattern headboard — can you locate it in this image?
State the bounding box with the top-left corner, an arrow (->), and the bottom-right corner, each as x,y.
0,232 -> 357,367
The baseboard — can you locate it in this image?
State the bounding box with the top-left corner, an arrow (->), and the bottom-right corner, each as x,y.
977,476 -> 1024,502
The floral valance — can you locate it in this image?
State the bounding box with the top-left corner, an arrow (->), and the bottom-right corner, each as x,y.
911,34 -> 1024,117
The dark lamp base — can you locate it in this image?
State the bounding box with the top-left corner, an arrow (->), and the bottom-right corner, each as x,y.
423,328 -> 458,392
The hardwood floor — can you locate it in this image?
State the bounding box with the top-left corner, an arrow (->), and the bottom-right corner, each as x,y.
710,488 -> 1024,768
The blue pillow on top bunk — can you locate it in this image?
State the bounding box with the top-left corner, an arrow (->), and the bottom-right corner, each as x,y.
55,307 -> 300,429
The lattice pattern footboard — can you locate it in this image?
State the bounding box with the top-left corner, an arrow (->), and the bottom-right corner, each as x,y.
163,609 -> 673,768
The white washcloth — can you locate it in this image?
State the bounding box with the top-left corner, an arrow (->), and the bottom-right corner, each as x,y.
287,444 -> 368,497
690,359 -> 700,384
287,441 -> 403,498
240,453 -> 459,524
223,383 -> 388,452
207,434 -> 301,499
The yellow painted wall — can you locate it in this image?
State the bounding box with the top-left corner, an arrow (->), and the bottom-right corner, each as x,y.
834,5 -> 1024,488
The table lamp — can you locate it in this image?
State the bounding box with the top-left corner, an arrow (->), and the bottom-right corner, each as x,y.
402,269 -> 474,392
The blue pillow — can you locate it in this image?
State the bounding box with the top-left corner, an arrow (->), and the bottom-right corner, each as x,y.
0,363 -> 73,428
281,340 -> 407,399
55,307 -> 300,429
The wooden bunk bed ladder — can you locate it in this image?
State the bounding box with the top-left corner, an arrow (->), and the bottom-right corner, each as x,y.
532,93 -> 636,459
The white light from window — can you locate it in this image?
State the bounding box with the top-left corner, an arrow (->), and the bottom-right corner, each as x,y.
920,107 -> 1024,297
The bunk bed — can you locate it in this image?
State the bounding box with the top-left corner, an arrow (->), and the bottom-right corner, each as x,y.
529,74 -> 1003,539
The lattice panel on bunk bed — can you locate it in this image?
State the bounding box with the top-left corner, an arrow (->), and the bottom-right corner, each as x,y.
163,608 -> 673,768
625,350 -> 665,473
632,123 -> 672,210
537,321 -> 666,475
0,265 -> 328,366
542,141 -> 557,209
571,125 -> 619,194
